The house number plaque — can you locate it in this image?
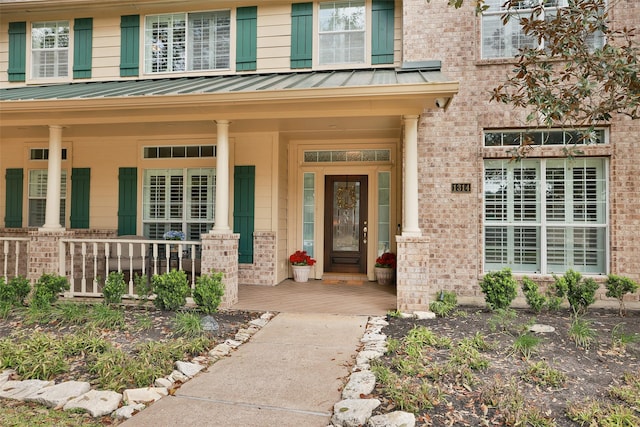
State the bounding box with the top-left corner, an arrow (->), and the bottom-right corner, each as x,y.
451,183 -> 471,193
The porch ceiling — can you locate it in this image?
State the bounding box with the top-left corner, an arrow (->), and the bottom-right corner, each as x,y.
0,68 -> 459,131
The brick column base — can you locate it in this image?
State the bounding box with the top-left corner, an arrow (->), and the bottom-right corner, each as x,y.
27,229 -> 71,283
238,231 -> 277,285
201,233 -> 239,309
396,235 -> 431,312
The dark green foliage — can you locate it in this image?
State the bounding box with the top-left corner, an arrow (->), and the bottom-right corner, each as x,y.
103,272 -> 127,305
480,268 -> 517,310
133,274 -> 151,304
151,270 -> 190,311
429,290 -> 458,317
192,272 -> 225,315
31,274 -> 69,309
0,276 -> 31,306
521,277 -> 546,314
606,275 -> 639,317
553,270 -> 599,316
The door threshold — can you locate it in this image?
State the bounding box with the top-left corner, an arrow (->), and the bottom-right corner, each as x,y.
321,272 -> 370,285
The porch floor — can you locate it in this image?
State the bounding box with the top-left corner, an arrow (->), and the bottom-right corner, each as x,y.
233,274 -> 397,316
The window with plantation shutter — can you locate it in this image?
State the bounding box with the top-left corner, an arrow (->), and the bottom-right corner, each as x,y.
28,169 -> 67,227
484,158 -> 607,274
31,21 -> 69,79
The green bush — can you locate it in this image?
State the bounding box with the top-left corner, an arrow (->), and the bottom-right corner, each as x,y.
429,290 -> 458,317
103,272 -> 126,305
192,273 -> 225,315
605,274 -> 639,317
31,274 -> 69,309
480,268 -> 517,310
521,277 -> 546,314
553,269 -> 599,316
0,276 -> 31,307
151,270 -> 190,311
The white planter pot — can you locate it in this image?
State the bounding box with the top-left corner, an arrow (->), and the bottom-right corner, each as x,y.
292,265 -> 311,282
375,267 -> 394,285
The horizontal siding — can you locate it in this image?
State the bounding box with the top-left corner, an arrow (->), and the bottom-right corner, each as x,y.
91,17 -> 121,80
256,4 -> 291,72
0,25 -> 9,85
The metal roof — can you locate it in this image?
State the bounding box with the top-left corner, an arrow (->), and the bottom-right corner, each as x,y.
0,67 -> 453,102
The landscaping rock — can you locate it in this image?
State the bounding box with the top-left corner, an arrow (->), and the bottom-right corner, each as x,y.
224,338 -> 243,348
414,311 -> 436,320
530,324 -> 556,333
355,350 -> 384,368
342,371 -> 376,399
331,398 -> 381,427
368,317 -> 389,327
0,369 -> 15,386
154,377 -> 173,388
113,403 -> 146,420
367,411 -> 416,427
122,387 -> 168,405
0,379 -> 54,401
169,370 -> 189,383
176,361 -> 204,378
25,380 -> 91,408
250,317 -> 268,328
63,389 -> 122,417
209,343 -> 232,357
361,331 -> 386,343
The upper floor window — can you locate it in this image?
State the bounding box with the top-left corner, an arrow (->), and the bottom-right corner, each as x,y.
31,21 -> 69,78
481,0 -> 604,59
319,1 -> 366,65
144,11 -> 230,74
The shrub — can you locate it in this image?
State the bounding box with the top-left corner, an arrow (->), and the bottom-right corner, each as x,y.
0,276 -> 31,307
151,270 -> 190,311
553,270 -> 599,316
31,274 -> 69,309
480,268 -> 517,310
192,272 -> 225,315
521,277 -> 546,314
134,274 -> 151,304
429,290 -> 458,317
103,272 -> 127,305
605,274 -> 639,317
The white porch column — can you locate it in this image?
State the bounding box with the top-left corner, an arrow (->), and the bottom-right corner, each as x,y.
212,120 -> 231,233
41,125 -> 64,230
402,115 -> 421,236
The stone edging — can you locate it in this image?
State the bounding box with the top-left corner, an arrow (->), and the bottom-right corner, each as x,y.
0,312 -> 276,420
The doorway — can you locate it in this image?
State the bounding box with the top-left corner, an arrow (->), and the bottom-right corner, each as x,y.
324,175 -> 368,273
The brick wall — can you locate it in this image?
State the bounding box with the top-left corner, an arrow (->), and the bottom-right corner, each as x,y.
238,231 -> 277,285
201,233 -> 239,308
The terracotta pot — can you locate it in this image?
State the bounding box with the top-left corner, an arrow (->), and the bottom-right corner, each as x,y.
375,267 -> 394,285
292,265 -> 311,282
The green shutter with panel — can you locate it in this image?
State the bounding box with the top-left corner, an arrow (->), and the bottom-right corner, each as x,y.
233,166 -> 255,264
291,3 -> 313,69
236,6 -> 257,71
371,0 -> 395,64
8,22 -> 26,82
118,167 -> 137,236
73,18 -> 93,79
120,15 -> 140,77
5,169 -> 24,228
70,168 -> 90,228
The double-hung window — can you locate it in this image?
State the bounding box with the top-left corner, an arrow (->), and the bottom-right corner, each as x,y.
143,169 -> 215,240
484,158 -> 607,274
31,21 -> 69,78
481,0 -> 604,59
28,169 -> 67,227
319,1 -> 366,65
144,11 -> 230,73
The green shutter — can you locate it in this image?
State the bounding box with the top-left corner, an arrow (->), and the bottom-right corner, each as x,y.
8,22 -> 26,82
371,0 -> 394,64
118,167 -> 137,235
4,169 -> 23,228
73,18 -> 93,79
120,15 -> 140,77
236,6 -> 257,71
70,168 -> 90,228
291,3 -> 312,69
233,166 -> 255,264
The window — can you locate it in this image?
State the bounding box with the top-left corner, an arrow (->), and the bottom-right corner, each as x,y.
143,145 -> 216,159
319,1 -> 366,65
144,11 -> 230,73
28,169 -> 67,227
377,171 -> 391,255
30,148 -> 68,160
31,21 -> 69,78
143,169 -> 215,240
302,173 -> 315,257
484,129 -> 606,147
481,0 -> 604,59
484,158 -> 607,274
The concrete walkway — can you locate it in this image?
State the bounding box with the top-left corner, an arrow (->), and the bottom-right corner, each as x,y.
123,312 -> 368,426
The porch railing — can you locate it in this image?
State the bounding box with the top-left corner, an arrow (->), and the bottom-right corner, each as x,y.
59,237 -> 202,299
1,237 -> 30,281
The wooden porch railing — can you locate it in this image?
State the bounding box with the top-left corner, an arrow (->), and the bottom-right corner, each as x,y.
1,237 -> 30,281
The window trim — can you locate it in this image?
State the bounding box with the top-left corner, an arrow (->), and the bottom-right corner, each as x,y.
30,20 -> 71,81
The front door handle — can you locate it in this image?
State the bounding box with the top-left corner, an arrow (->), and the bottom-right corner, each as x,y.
362,222 -> 368,245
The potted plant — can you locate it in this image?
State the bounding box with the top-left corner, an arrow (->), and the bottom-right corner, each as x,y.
289,250 -> 316,282
375,252 -> 396,285
163,230 -> 186,265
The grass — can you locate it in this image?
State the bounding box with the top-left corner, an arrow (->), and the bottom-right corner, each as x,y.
520,360 -> 567,388
569,317 -> 597,349
512,333 -> 542,360
0,400 -> 104,427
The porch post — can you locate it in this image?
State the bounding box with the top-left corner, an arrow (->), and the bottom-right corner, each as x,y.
42,125 -> 64,230
212,120 -> 231,233
402,115 -> 421,236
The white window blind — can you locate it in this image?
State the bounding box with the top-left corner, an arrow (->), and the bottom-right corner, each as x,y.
28,169 -> 67,227
319,1 -> 366,65
31,21 -> 69,78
